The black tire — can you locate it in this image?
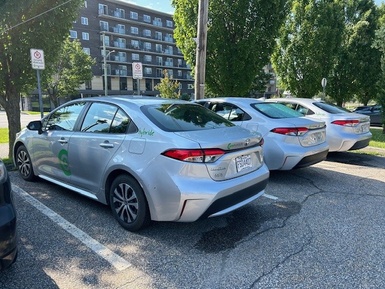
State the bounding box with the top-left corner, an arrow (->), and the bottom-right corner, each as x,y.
109,175 -> 151,232
16,145 -> 36,181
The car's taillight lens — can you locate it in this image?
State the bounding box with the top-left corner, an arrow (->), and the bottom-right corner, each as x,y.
331,120 -> 359,126
271,127 -> 308,136
162,148 -> 225,163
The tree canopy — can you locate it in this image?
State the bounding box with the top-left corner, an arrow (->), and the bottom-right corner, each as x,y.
0,0 -> 83,158
43,37 -> 95,108
172,0 -> 289,96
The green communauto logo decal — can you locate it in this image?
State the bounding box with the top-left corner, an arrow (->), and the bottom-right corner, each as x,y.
58,149 -> 71,176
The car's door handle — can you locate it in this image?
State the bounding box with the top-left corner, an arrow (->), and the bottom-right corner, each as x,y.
100,141 -> 114,148
59,138 -> 68,144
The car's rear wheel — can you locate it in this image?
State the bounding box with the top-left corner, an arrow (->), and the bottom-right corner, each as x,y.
16,145 -> 35,181
109,175 -> 151,232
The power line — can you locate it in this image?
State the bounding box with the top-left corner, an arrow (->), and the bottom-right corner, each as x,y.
1,0 -> 77,34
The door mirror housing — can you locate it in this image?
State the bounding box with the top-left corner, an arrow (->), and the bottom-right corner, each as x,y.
27,120 -> 43,134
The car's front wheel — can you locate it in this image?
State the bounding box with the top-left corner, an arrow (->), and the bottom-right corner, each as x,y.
16,145 -> 35,181
109,175 -> 151,232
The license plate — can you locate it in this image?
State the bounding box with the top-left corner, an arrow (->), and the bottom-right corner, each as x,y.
235,154 -> 252,172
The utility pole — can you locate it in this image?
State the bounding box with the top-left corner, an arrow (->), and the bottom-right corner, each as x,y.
194,0 -> 208,100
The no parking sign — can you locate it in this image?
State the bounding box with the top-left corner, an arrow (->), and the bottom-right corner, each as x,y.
30,49 -> 45,70
132,62 -> 143,79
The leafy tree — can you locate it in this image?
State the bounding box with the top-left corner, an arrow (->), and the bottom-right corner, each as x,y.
0,0 -> 83,158
42,37 -> 95,108
373,3 -> 385,131
329,0 -> 380,106
154,69 -> 180,99
271,0 -> 345,99
172,0 -> 289,96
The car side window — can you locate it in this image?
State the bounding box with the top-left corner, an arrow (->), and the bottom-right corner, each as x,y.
44,102 -> 85,131
81,103 -> 135,134
296,104 -> 315,116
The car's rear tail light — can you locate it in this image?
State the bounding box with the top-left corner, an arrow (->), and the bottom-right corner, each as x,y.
331,120 -> 359,126
162,148 -> 225,163
271,127 -> 308,136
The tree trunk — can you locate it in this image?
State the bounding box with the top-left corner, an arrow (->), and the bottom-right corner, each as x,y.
2,87 -> 21,160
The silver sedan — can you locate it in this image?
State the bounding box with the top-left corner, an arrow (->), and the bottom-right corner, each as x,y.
13,96 -> 269,231
196,97 -> 329,170
266,98 -> 372,152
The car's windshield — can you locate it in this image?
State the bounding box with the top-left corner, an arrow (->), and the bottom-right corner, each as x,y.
251,103 -> 303,118
142,103 -> 234,132
313,102 -> 352,114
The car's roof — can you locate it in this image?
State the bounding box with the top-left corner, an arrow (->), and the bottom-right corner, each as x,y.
198,97 -> 264,104
69,95 -> 193,107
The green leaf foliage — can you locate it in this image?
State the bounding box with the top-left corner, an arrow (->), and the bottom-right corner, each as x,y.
172,0 -> 289,96
0,0 -> 83,158
154,69 -> 181,99
272,0 -> 345,99
42,37 -> 95,108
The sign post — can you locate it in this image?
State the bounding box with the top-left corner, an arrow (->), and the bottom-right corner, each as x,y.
30,49 -> 45,118
132,62 -> 143,96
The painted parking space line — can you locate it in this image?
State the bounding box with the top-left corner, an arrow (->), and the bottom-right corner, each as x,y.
13,185 -> 131,271
262,193 -> 279,200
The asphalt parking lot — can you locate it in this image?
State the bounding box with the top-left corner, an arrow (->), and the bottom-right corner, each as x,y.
1,150 -> 384,288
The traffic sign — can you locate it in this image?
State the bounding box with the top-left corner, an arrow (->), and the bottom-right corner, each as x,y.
30,49 -> 45,70
132,62 -> 143,79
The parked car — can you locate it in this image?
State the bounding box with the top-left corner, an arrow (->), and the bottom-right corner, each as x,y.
0,160 -> 18,270
195,97 -> 329,170
353,105 -> 383,126
266,98 -> 372,152
13,96 -> 269,231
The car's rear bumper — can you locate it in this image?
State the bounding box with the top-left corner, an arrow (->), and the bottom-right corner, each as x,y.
293,149 -> 329,169
329,131 -> 372,152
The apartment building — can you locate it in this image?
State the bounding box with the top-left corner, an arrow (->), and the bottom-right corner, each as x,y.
72,0 -> 194,97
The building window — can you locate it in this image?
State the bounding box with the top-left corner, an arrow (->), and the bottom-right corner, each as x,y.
177,70 -> 182,77
144,55 -> 152,62
99,4 -> 107,15
155,31 -> 162,41
144,42 -> 151,51
118,65 -> 127,76
115,8 -> 125,18
177,59 -> 183,67
101,34 -> 110,46
153,17 -> 162,27
132,53 -> 139,61
118,51 -> 126,62
165,33 -> 173,42
165,57 -> 173,67
130,11 -> 138,19
69,30 -> 77,38
130,27 -> 138,35
82,32 -> 89,40
166,20 -> 173,28
100,21 -> 108,31
131,40 -> 139,49
156,56 -> 163,65
81,17 -> 88,25
120,78 -> 127,90
156,44 -> 162,53
144,67 -> 152,75
83,48 -> 91,55
144,15 -> 151,23
156,68 -> 163,77
145,79 -> 152,90
84,1 -> 87,8
143,29 -> 151,37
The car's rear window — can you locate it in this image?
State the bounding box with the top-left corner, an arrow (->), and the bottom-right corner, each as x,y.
141,103 -> 234,132
251,103 -> 303,118
313,102 -> 351,114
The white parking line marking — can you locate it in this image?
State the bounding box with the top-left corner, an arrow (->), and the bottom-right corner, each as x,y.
262,193 -> 279,200
13,185 -> 131,271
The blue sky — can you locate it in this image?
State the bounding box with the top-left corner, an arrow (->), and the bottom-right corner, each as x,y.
123,0 -> 174,14
125,0 -> 384,14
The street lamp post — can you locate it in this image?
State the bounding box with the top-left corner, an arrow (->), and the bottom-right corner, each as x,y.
102,32 -> 115,96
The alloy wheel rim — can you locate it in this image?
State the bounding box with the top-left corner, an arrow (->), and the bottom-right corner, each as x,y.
17,150 -> 31,177
112,183 -> 138,224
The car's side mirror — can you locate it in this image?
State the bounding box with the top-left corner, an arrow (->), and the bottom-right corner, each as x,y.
27,120 -> 43,134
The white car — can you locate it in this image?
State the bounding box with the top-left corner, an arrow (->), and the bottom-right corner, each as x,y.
266,98 -> 372,152
196,97 -> 329,170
